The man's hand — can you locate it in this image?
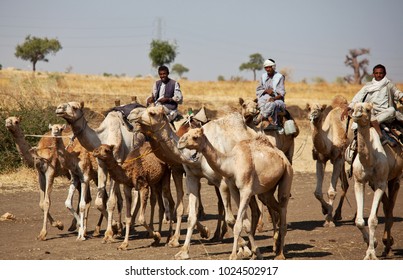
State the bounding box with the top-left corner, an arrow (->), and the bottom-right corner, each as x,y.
264,88 -> 274,96
146,96 -> 154,105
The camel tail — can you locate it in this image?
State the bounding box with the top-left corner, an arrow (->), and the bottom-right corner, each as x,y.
278,164 -> 293,203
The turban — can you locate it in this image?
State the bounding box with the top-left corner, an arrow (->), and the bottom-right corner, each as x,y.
263,59 -> 276,68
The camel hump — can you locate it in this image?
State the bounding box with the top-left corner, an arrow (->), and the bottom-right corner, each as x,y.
331,95 -> 348,109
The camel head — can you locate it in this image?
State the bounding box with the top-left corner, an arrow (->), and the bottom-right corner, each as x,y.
239,98 -> 258,120
5,116 -> 21,131
306,103 -> 327,124
49,124 -> 67,137
352,102 -> 372,127
128,105 -> 167,132
92,144 -> 115,161
55,101 -> 85,124
177,127 -> 205,151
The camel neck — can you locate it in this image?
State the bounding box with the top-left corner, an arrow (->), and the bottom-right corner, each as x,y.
356,125 -> 373,167
201,136 -> 232,178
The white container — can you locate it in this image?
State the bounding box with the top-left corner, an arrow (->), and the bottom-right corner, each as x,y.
284,120 -> 297,136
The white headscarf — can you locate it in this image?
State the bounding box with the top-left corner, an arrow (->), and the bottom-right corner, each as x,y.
263,59 -> 276,69
364,76 -> 389,93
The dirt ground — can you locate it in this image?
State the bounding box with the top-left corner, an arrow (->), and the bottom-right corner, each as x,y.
0,119 -> 402,261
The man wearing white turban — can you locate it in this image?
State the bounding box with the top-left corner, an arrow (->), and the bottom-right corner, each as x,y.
341,64 -> 403,146
255,58 -> 286,130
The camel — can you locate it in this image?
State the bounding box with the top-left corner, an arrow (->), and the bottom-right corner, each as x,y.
178,128 -> 293,260
306,95 -> 351,227
351,102 -> 402,260
128,106 -> 261,260
55,101 -> 145,243
239,97 -> 297,231
5,116 -> 35,168
49,123 -> 99,240
92,143 -> 175,249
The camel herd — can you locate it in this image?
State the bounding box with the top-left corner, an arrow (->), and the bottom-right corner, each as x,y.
4,96 -> 402,260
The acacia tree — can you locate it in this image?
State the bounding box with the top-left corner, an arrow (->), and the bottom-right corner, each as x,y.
171,63 -> 189,78
149,39 -> 177,69
239,53 -> 264,81
15,35 -> 62,72
344,48 -> 370,85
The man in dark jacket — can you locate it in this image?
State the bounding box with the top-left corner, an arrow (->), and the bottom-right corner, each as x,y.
146,65 -> 183,122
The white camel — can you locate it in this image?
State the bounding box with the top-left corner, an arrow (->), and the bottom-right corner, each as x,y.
55,101 -> 144,242
306,95 -> 351,227
178,128 -> 293,259
128,106 -> 261,260
351,102 -> 402,260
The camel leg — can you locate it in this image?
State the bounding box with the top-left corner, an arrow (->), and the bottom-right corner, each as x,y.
140,187 -> 161,246
160,168 -> 175,243
168,169 -> 185,248
334,163 -> 350,221
175,175 -> 200,260
314,160 -> 334,227
77,178 -> 91,241
148,185 -> 157,234
94,161 -> 109,225
256,198 -> 265,233
37,168 -> 63,241
364,186 -> 385,260
102,180 -> 120,243
211,182 -> 229,241
118,185 -> 134,250
65,178 -> 80,230
354,181 -> 370,248
381,179 -> 399,258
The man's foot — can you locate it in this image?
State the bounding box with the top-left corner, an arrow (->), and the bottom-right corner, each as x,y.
264,123 -> 279,131
380,132 -> 397,147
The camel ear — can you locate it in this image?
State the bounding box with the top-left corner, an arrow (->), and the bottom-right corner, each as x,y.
62,124 -> 66,130
239,97 -> 244,106
48,124 -> 53,130
305,104 -> 311,111
80,101 -> 84,109
321,104 -> 327,111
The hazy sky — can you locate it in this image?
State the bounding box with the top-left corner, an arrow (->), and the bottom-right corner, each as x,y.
1,0 -> 403,82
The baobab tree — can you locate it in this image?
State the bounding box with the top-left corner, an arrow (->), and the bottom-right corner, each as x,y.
344,48 -> 370,85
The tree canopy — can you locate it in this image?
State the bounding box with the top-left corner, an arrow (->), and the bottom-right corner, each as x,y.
149,39 -> 177,69
344,48 -> 370,85
171,63 -> 189,78
239,53 -> 264,81
15,35 -> 62,72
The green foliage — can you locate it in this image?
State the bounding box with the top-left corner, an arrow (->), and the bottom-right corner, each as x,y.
15,35 -> 62,72
0,100 -> 65,173
217,75 -> 225,81
239,53 -> 264,81
149,39 -> 177,68
171,63 -> 189,78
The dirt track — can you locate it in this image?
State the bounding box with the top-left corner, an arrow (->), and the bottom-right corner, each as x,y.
1,170 -> 402,261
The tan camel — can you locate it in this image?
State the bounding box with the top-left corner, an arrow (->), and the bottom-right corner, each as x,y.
93,143 -> 175,249
56,101 -> 144,243
178,128 -> 293,260
239,97 -> 297,231
306,95 -> 351,227
49,123 -> 99,240
5,116 -> 34,168
128,106 -> 261,260
351,102 -> 402,260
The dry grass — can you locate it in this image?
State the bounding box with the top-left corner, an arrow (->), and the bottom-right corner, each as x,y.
1,69 -> 401,187
0,69 -> 369,115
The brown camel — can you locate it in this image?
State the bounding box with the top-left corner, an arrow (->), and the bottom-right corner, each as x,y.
93,143 -> 174,249
56,101 -> 145,243
128,106 -> 261,260
5,116 -> 35,168
306,95 -> 351,227
49,123 -> 99,240
178,128 -> 293,260
351,102 -> 402,260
